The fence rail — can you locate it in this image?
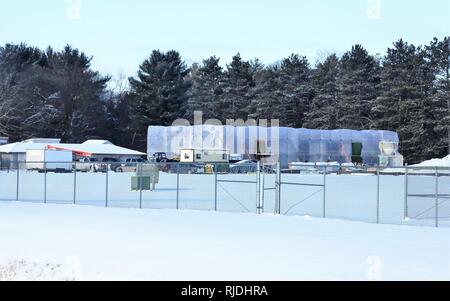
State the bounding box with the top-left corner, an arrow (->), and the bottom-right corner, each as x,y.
0,161 -> 449,228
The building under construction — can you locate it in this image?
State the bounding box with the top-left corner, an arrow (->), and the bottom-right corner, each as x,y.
147,126 -> 403,168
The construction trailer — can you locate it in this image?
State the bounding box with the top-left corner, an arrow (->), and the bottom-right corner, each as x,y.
180,149 -> 230,164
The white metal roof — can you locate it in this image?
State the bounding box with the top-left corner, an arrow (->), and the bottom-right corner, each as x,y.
82,140 -> 113,145
23,138 -> 61,144
180,148 -> 231,151
50,144 -> 145,156
0,140 -> 145,156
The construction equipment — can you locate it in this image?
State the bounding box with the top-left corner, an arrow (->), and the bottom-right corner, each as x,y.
153,152 -> 179,163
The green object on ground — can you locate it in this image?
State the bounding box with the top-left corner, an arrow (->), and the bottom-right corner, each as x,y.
131,176 -> 151,190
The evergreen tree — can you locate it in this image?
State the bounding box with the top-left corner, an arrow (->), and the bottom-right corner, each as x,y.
1,38 -> 448,162
339,45 -> 381,129
221,54 -> 255,120
185,56 -> 224,121
0,44 -> 47,140
0,44 -> 109,143
279,54 -> 312,127
372,40 -> 436,163
128,50 -> 191,149
304,54 -> 340,129
428,37 -> 450,156
248,64 -> 284,122
45,46 -> 111,142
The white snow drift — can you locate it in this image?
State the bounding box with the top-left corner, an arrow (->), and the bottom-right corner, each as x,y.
0,202 -> 449,281
412,155 -> 450,168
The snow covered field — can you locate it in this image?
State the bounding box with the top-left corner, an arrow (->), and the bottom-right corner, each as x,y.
0,168 -> 449,280
0,170 -> 449,227
0,202 -> 449,281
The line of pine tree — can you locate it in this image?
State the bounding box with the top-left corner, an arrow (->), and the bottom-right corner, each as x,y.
1,38 -> 449,164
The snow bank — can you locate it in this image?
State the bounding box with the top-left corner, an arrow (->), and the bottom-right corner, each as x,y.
0,260 -> 78,281
412,155 -> 450,168
1,202 -> 450,281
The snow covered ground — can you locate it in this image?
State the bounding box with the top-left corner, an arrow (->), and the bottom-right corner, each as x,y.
0,202 -> 449,281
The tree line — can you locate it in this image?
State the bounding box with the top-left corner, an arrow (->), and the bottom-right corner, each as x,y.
0,38 -> 449,164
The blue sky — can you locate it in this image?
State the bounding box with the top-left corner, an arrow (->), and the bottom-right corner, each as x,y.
0,0 -> 449,77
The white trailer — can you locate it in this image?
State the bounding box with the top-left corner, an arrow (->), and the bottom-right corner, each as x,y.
180,149 -> 230,164
26,149 -> 73,172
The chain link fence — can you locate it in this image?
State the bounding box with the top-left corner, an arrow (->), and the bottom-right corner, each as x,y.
0,161 -> 449,228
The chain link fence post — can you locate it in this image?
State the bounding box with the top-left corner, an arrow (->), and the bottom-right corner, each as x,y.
275,162 -> 281,215
323,166 -> 327,218
73,163 -> 77,205
376,166 -> 380,224
435,167 -> 439,228
44,161 -> 47,204
16,161 -> 20,201
404,164 -> 409,219
214,166 -> 218,212
256,161 -> 261,214
176,163 -> 180,210
261,164 -> 266,214
139,164 -> 143,209
105,166 -> 109,208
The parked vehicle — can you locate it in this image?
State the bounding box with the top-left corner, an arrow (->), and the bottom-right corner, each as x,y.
157,162 -> 195,174
99,158 -> 122,172
26,150 -> 72,173
115,158 -> 147,173
338,163 -> 366,174
75,157 -> 101,172
228,160 -> 274,174
287,162 -> 317,173
229,160 -> 258,174
315,162 -> 341,174
288,161 -> 342,174
152,152 -> 179,163
229,154 -> 244,163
